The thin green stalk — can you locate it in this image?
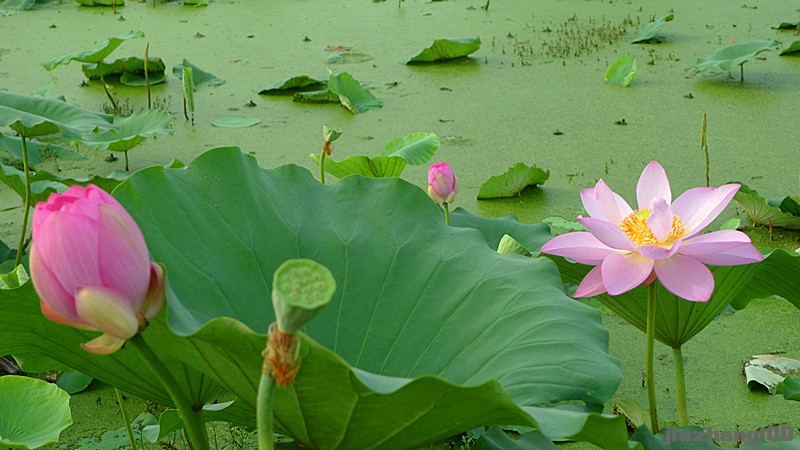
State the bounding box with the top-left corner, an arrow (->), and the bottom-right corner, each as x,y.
673,346 -> 688,427
145,43 -> 151,110
15,136 -> 31,267
740,64 -> 744,83
319,151 -> 326,184
124,152 -> 129,172
701,113 -> 709,187
646,282 -> 660,433
256,373 -> 276,450
443,203 -> 451,225
99,73 -> 118,114
128,334 -> 209,450
115,388 -> 137,450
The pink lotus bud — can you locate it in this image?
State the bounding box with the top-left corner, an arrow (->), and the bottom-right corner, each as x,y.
29,185 -> 165,355
427,162 -> 458,205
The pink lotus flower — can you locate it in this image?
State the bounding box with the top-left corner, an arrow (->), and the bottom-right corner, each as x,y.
428,162 -> 458,204
541,161 -> 763,302
29,185 -> 165,355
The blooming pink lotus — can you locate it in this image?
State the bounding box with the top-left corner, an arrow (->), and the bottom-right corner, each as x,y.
30,185 -> 164,355
541,161 -> 763,302
428,162 -> 458,205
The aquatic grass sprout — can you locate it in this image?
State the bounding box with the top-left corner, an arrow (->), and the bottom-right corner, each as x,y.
29,184 -> 164,355
541,161 -> 763,302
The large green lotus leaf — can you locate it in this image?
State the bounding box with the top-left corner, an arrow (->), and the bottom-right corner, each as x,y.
406,37 -> 481,63
780,41 -> 800,56
784,377 -> 800,401
81,57 -> 166,82
477,162 -> 550,199
0,266 -> 220,410
0,91 -> 114,139
310,153 -> 407,178
382,132 -> 440,165
630,13 -> 674,43
172,59 -> 225,87
328,71 -> 383,114
732,183 -> 800,230
258,75 -> 327,95
771,195 -> 800,216
449,207 -> 552,252
692,39 -> 781,75
112,147 -> 625,448
547,248 -> 800,348
0,164 -> 127,204
0,375 -> 72,449
41,30 -> 144,71
80,109 -> 173,152
0,134 -> 85,165
472,427 -> 557,450
605,55 -> 637,87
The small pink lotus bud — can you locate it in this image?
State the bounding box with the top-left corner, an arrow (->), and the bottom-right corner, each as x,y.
29,185 -> 165,355
427,162 -> 458,205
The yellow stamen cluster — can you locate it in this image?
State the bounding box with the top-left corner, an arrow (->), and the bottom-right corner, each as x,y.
620,210 -> 685,247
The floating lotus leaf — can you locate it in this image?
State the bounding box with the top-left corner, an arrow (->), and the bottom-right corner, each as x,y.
605,55 -> 637,87
692,39 -> 781,75
172,59 -> 225,87
477,162 -> 549,199
328,71 -> 383,114
258,75 -> 327,95
81,57 -> 166,86
780,41 -> 800,56
406,37 -> 481,63
210,116 -> 261,128
41,30 -> 143,71
631,13 -> 674,43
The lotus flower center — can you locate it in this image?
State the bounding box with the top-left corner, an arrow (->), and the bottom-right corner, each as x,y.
620,209 -> 686,247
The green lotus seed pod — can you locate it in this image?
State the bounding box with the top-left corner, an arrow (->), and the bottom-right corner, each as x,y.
272,259 -> 336,333
323,124 -> 342,143
497,234 -> 531,257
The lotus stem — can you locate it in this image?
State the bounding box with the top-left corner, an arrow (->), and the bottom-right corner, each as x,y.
124,152 -> 130,172
482,0 -> 490,10
443,202 -> 451,225
319,151 -> 326,184
128,334 -> 209,450
99,73 -> 118,114
15,135 -> 31,267
646,282 -> 660,433
115,388 -> 138,450
256,371 -> 276,450
740,64 -> 744,83
145,43 -> 151,110
673,346 -> 688,427
701,112 -> 709,188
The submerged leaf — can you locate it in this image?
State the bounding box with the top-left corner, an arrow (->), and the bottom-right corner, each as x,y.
328,71 -> 383,113
172,59 -> 225,87
406,37 -> 481,63
630,13 -> 674,43
477,162 -> 549,199
605,55 -> 637,87
211,116 -> 261,128
692,39 -> 781,75
258,75 -> 327,95
41,30 -> 144,71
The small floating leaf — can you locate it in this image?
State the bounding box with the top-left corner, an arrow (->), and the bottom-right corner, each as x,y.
328,71 -> 383,114
211,116 -> 261,128
81,57 -> 166,85
692,39 -> 781,75
631,13 -> 674,43
780,40 -> 800,56
42,30 -> 144,71
172,59 -> 225,87
605,55 -> 637,87
771,21 -> 799,30
406,37 -> 481,63
324,52 -> 373,64
259,75 -> 327,95
477,162 -> 549,199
